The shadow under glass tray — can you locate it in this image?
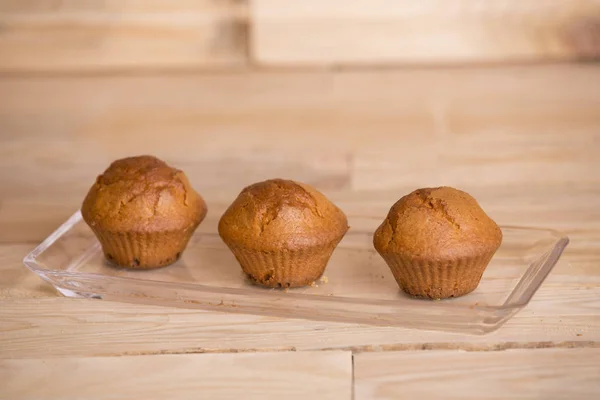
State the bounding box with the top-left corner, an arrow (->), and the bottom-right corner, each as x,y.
24,211 -> 569,334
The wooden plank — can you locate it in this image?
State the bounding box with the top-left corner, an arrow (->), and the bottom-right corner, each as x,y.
0,0 -> 248,72
0,1 -> 241,13
0,351 -> 352,400
0,65 -> 598,200
1,65 -> 598,151
0,297 -> 598,358
1,64 -> 599,355
252,0 -> 600,66
354,349 -> 600,399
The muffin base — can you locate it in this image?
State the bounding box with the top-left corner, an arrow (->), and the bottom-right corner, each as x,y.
90,227 -> 196,269
378,250 -> 497,299
225,241 -> 342,288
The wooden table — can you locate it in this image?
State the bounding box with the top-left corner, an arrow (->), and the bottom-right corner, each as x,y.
1,64 -> 599,399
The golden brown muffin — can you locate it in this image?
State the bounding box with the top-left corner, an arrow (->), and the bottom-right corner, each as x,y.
82,155 -> 207,269
373,187 -> 502,299
218,179 -> 349,288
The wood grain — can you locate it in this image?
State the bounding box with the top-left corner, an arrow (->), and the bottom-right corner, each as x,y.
0,64 -> 599,358
354,349 -> 600,399
252,0 -> 600,66
1,65 -> 598,196
1,65 -> 598,269
0,0 -> 248,72
1,296 -> 598,359
0,351 -> 352,400
0,1 -> 243,13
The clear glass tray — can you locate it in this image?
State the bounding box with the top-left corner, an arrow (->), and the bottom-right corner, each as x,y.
23,211 -> 569,334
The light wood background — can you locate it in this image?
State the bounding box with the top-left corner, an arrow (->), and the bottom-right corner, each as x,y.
355,349 -> 600,399
1,1 -> 600,399
1,352 -> 352,400
1,0 -> 600,71
252,0 -> 600,66
2,63 -> 599,399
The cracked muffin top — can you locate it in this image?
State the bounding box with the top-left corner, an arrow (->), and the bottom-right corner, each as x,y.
82,155 -> 207,232
218,179 -> 348,251
373,187 -> 502,261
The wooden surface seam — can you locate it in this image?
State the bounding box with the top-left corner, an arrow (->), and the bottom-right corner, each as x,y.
0,64 -> 599,399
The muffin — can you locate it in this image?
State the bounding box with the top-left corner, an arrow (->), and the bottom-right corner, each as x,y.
373,187 -> 502,299
82,155 -> 207,269
218,179 -> 348,288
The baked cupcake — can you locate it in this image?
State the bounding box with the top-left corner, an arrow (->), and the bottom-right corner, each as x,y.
218,179 -> 348,288
82,155 -> 207,269
373,187 -> 502,299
